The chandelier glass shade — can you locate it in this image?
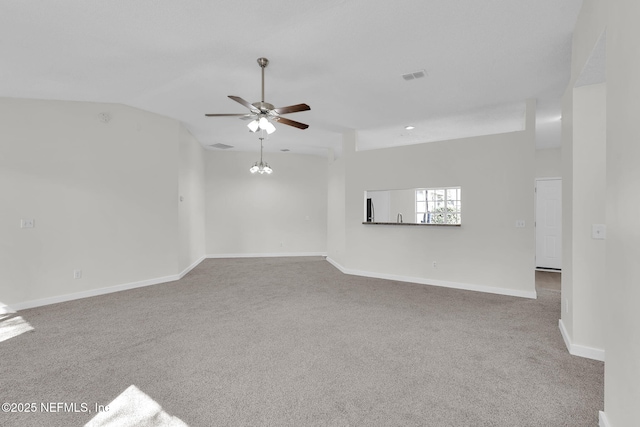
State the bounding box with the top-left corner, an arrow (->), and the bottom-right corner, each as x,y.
249,161 -> 272,174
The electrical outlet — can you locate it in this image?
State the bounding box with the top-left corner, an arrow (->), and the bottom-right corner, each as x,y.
592,224 -> 606,240
20,219 -> 35,228
73,270 -> 82,279
515,220 -> 526,228
432,261 -> 437,268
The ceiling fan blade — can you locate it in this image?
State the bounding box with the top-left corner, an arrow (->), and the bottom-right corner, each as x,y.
273,103 -> 311,115
205,113 -> 250,117
276,117 -> 309,130
228,95 -> 260,113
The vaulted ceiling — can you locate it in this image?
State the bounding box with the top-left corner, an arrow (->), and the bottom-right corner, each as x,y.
1,0 -> 582,156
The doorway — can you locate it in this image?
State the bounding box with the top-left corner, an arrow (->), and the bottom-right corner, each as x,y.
535,178 -> 562,270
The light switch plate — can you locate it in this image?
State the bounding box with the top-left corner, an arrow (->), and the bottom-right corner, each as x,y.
20,219 -> 35,228
592,224 -> 606,239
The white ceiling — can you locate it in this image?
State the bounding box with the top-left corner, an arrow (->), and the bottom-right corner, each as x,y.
0,0 -> 583,156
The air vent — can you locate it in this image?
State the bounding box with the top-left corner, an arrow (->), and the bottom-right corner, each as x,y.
280,149 -> 290,152
401,69 -> 427,81
209,143 -> 233,149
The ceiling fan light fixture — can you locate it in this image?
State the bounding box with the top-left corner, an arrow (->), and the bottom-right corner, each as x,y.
247,120 -> 259,132
258,116 -> 269,129
205,58 -> 310,133
264,121 -> 276,134
249,163 -> 260,173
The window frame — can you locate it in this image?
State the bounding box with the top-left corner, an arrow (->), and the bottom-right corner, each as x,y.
415,187 -> 461,225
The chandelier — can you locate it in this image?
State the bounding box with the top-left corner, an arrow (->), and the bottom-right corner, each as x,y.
249,137 -> 272,174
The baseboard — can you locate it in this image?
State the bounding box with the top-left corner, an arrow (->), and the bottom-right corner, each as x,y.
179,255 -> 206,279
326,257 -> 537,299
325,257 -> 344,272
599,411 -> 611,427
558,319 -> 605,361
9,256 -> 208,312
207,252 -> 327,259
9,274 -> 178,311
8,254 -> 326,311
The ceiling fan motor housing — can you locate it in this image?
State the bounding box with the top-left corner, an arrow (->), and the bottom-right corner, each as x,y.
252,101 -> 275,113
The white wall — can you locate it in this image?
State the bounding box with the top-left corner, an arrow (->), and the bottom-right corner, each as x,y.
571,83 -> 606,352
604,0 -> 640,424
329,100 -> 536,297
571,0 -> 608,83
204,150 -> 328,256
560,0 -> 607,356
0,98 -> 187,308
561,88 -> 575,337
327,145 -> 347,265
178,125 -> 206,272
535,148 -> 562,178
565,0 -> 640,424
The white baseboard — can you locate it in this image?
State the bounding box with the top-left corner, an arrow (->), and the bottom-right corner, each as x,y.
326,257 -> 537,299
10,254 -> 536,311
9,256 -> 208,312
10,274 -> 179,311
8,254 -> 327,311
179,255 -> 206,279
599,411 -> 611,427
558,319 -> 605,361
207,252 -> 327,259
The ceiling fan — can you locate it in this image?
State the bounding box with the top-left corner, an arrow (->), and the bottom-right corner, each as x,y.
205,57 -> 310,134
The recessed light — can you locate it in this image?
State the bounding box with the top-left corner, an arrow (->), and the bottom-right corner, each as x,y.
405,126 -> 415,130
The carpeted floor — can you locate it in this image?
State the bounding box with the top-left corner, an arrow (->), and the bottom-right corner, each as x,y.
0,257 -> 602,426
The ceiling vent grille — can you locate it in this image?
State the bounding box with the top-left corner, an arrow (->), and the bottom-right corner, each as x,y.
402,69 -> 427,81
209,143 -> 233,149
280,149 -> 290,152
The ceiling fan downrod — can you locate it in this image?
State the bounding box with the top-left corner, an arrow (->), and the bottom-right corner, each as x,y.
257,57 -> 269,103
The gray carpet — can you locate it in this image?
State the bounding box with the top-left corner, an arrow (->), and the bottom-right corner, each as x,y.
0,257 -> 603,426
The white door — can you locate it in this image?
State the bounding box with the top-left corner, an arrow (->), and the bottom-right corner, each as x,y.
536,179 -> 562,270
